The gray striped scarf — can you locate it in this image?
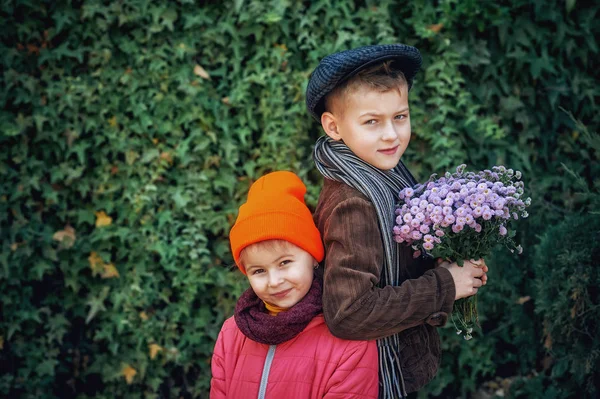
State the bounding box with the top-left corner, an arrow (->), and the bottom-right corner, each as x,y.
313,135 -> 417,399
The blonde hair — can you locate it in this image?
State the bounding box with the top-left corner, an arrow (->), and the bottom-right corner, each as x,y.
324,60 -> 408,115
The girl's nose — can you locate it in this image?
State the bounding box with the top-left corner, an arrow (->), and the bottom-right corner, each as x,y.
268,271 -> 283,287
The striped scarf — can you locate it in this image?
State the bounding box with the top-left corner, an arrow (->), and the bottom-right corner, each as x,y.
313,136 -> 417,399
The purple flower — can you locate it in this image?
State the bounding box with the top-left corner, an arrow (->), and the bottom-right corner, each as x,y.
410,206 -> 420,215
403,213 -> 413,223
482,210 -> 493,220
400,225 -> 410,235
419,200 -> 429,209
474,223 -> 482,232
452,224 -> 464,233
494,199 -> 505,210
431,214 -> 443,224
413,250 -> 422,258
393,226 -> 402,235
444,215 -> 456,225
435,229 -> 445,237
473,207 -> 483,217
411,231 -> 422,240
394,235 -> 405,243
396,215 -> 404,225
411,219 -> 421,228
419,224 -> 430,234
499,225 -> 507,236
477,183 -> 487,191
426,203 -> 435,213
423,242 -> 434,251
430,195 -> 442,205
443,197 -> 454,207
410,198 -> 420,207
433,206 -> 443,215
442,206 -> 453,216
404,188 -> 414,198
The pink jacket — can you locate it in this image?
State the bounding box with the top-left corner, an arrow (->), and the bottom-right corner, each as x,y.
210,314 -> 378,399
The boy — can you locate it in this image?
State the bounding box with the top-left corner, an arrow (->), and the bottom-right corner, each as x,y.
211,171 -> 378,398
307,44 -> 488,398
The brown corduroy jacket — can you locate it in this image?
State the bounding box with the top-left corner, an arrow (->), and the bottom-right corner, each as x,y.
313,178 -> 457,393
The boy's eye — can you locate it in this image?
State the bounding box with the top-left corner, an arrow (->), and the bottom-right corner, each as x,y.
395,114 -> 407,120
364,119 -> 377,125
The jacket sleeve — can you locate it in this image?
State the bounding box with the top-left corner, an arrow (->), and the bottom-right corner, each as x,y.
324,340 -> 379,399
210,329 -> 227,399
322,196 -> 456,340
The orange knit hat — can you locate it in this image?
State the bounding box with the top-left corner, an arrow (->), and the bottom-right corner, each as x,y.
229,171 -> 324,274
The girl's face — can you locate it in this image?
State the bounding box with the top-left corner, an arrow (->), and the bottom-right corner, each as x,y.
242,241 -> 315,309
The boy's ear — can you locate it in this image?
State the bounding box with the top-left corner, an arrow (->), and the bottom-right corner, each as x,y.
321,112 -> 342,141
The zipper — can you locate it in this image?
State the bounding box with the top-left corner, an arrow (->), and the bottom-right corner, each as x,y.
257,345 -> 276,399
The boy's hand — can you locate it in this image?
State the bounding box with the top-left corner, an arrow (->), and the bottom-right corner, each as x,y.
440,259 -> 488,300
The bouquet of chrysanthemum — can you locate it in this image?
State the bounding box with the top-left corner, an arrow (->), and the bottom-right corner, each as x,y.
393,165 -> 530,340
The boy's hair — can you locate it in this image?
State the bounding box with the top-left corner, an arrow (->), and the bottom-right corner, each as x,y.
238,239 -> 291,268
324,60 -> 408,115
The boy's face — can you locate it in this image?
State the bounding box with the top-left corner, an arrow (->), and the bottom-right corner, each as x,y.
321,83 -> 411,170
243,241 -> 315,309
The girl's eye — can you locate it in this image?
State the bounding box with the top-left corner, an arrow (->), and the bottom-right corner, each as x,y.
252,269 -> 265,275
280,260 -> 291,266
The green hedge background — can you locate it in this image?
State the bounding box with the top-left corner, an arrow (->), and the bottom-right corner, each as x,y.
1,1 -> 599,398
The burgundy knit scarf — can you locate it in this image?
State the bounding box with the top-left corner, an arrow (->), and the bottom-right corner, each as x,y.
234,278 -> 323,345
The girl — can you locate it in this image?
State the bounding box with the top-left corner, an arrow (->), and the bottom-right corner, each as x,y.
210,171 -> 378,399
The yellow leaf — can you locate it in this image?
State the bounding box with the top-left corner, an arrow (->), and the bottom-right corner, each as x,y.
101,263 -> 119,279
152,138 -> 159,145
108,116 -> 118,127
88,252 -> 104,274
428,23 -> 444,33
159,151 -> 173,164
53,225 -> 76,248
95,211 -> 113,227
149,344 -> 162,360
193,64 -> 211,80
516,296 -> 531,305
122,364 -> 137,384
139,311 -> 148,321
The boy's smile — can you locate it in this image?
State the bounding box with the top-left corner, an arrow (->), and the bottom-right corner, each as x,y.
321,84 -> 411,170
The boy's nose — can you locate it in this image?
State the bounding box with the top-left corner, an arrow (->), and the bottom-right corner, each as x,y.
382,123 -> 398,141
